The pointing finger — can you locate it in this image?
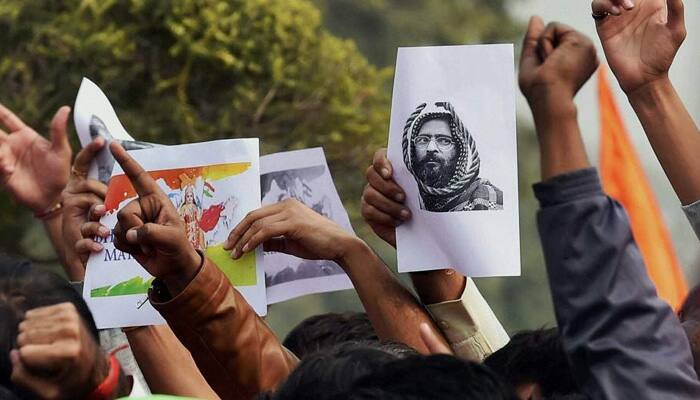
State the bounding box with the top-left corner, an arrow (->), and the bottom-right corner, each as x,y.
110,141 -> 161,198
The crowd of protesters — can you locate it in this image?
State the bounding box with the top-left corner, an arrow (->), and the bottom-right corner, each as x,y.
1,0 -> 699,399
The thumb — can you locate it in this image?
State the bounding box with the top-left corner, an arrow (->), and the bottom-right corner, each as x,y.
372,148 -> 393,179
72,137 -> 106,175
519,16 -> 545,71
667,0 -> 686,42
50,106 -> 71,152
10,349 -> 48,394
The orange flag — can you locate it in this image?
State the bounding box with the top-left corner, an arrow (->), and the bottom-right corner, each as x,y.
598,67 -> 688,310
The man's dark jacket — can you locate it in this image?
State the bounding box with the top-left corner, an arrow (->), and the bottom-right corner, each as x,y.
535,168 -> 700,399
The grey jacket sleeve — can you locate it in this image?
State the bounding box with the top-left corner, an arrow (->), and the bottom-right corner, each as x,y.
682,199 -> 700,241
534,168 -> 700,400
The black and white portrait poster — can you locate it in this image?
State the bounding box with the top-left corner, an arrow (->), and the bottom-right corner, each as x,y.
260,148 -> 354,304
387,44 -> 520,277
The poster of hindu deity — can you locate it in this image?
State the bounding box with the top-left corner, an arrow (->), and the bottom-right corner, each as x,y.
84,139 -> 265,329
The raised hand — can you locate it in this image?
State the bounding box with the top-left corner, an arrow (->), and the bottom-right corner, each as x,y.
224,198 -> 360,263
0,104 -> 72,213
519,17 -> 599,107
593,0 -> 686,94
361,148 -> 410,248
110,142 -> 201,294
10,303 -> 111,400
61,138 -> 108,280
519,18 -> 594,180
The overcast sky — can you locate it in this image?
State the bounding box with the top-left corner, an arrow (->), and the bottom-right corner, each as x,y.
512,0 -> 700,277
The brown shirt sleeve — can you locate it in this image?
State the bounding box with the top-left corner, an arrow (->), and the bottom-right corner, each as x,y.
150,257 -> 298,400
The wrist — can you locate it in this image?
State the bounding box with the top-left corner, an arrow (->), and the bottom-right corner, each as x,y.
627,75 -> 674,108
32,189 -> 64,214
162,250 -> 203,296
532,100 -> 578,149
526,85 -> 578,133
530,99 -> 590,180
525,82 -> 576,110
622,72 -> 672,97
89,354 -> 110,389
34,194 -> 64,220
410,270 -> 466,304
337,236 -> 372,271
86,353 -> 120,400
529,96 -> 577,127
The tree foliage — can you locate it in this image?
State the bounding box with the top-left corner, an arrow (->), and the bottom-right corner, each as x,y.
313,0 -> 522,66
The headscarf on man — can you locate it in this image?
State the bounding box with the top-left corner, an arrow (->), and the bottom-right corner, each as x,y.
402,101 -> 481,209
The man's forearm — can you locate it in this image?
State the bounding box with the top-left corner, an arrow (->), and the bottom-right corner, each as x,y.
339,239 -> 448,354
530,95 -> 591,180
410,270 -> 465,305
125,325 -> 219,399
150,258 -> 297,399
628,77 -> 700,205
535,169 -> 700,398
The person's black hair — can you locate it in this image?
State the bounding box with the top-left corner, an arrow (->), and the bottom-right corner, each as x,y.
283,312 -> 378,358
484,328 -> 579,397
263,342 -> 397,400
0,385 -> 19,400
374,340 -> 418,359
343,354 -> 517,400
0,254 -> 99,396
544,394 -> 590,400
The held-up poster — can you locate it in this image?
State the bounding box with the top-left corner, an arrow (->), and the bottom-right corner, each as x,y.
83,140 -> 267,328
387,44 -> 520,277
76,79 -> 359,317
260,148 -> 354,304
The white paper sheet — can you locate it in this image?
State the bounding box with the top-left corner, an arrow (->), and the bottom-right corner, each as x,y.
387,44 -> 521,277
73,78 -> 159,183
83,139 -> 267,328
260,148 -> 354,304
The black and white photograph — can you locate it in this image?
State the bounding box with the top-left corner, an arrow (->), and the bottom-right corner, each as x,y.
89,115 -> 156,183
260,148 -> 354,304
74,78 -> 158,183
402,101 -> 503,212
387,44 -> 520,277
